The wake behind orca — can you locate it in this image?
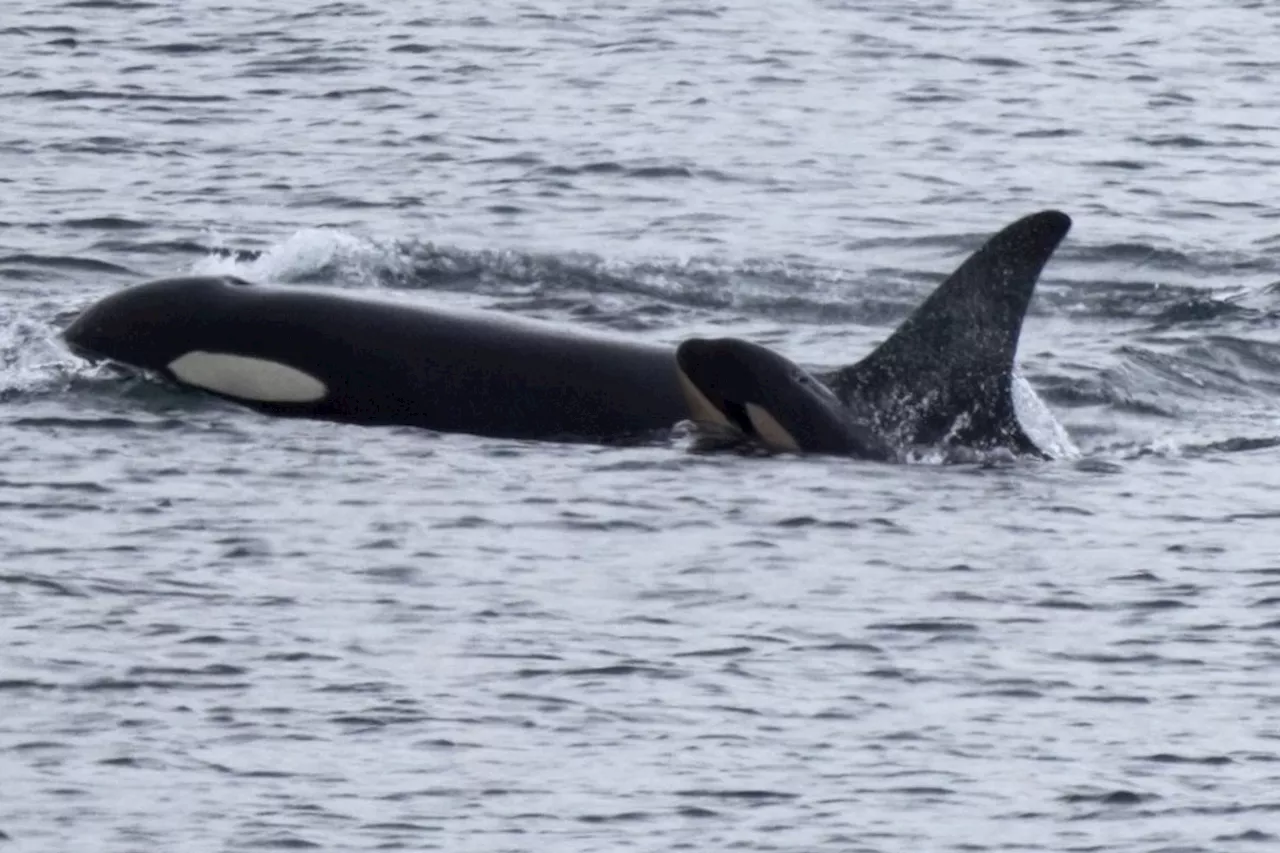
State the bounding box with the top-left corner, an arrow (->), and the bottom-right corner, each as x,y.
61,210 -> 1072,460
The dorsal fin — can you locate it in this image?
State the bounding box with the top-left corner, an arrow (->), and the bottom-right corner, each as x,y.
824,210 -> 1071,455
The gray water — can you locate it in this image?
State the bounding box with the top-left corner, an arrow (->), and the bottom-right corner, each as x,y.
4,2 -> 1280,850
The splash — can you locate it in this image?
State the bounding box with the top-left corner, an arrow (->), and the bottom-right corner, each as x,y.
179,227 -> 912,324
0,313 -> 81,398
189,228 -> 413,287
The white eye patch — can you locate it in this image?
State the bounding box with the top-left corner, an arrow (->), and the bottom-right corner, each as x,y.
676,367 -> 734,430
167,351 -> 327,403
745,403 -> 801,452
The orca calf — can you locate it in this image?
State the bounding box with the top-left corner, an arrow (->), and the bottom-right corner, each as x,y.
62,210 -> 1071,457
676,336 -> 897,460
677,210 -> 1071,458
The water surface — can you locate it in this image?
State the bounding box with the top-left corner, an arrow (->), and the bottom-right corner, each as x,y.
3,1 -> 1280,850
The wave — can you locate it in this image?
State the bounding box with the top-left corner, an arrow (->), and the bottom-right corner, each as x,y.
185,227 -> 930,325
0,253 -> 137,279
175,227 -> 1280,329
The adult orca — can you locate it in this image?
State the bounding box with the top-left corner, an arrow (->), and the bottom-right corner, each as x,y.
62,278 -> 689,442
61,209 -> 1070,456
676,209 -> 1072,458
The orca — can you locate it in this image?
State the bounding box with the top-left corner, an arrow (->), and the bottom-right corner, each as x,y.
62,277 -> 689,442
676,337 -> 896,459
61,209 -> 1071,457
676,210 -> 1072,458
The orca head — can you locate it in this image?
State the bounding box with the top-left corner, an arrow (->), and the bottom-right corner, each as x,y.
63,275 -> 328,405
675,337 -> 895,459
64,275 -> 251,367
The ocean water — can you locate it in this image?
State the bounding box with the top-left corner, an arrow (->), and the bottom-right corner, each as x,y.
3,1 -> 1280,850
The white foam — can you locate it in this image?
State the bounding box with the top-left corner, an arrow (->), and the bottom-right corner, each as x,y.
167,352 -> 327,404
190,228 -> 408,288
0,313 -> 82,396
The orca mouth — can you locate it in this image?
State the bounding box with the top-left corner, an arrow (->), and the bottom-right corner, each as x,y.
720,399 -> 756,437
62,333 -> 151,380
688,397 -> 794,455
687,383 -> 758,439
675,374 -> 761,450
62,309 -> 110,362
64,339 -> 105,363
